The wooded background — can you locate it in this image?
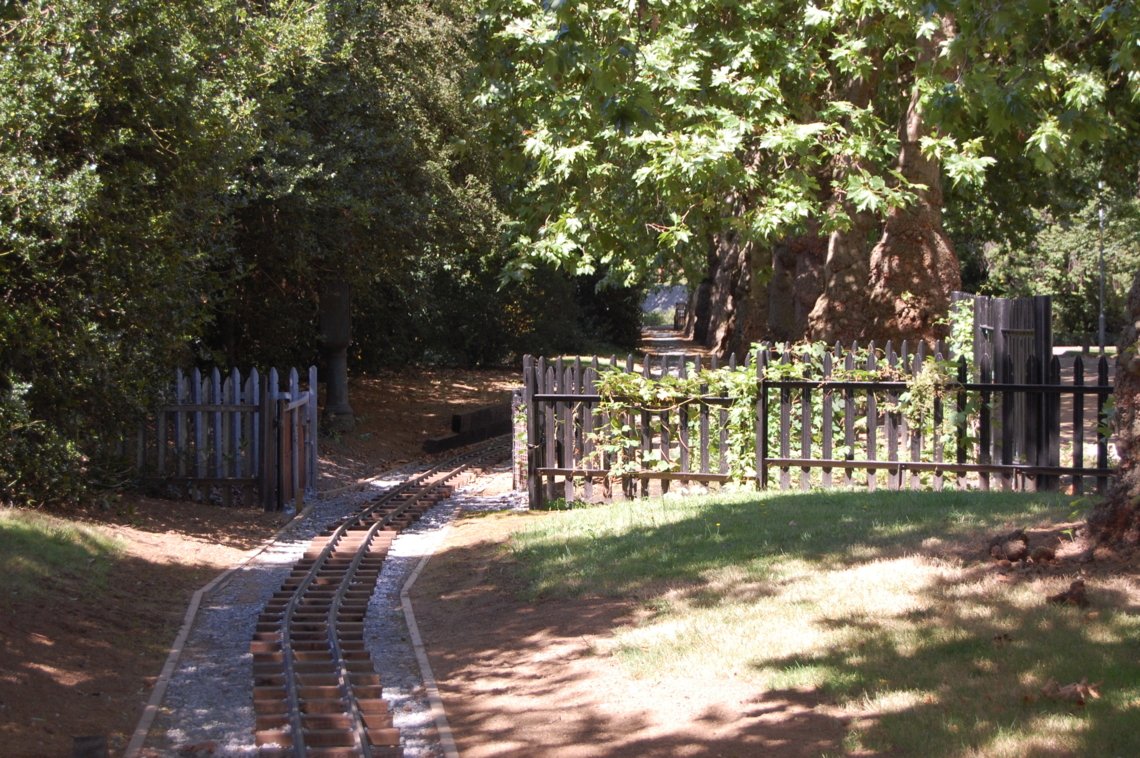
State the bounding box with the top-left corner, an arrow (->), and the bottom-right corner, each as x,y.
2,0 -> 1138,508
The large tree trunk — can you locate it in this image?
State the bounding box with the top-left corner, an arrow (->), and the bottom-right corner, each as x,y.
707,228 -> 754,359
866,17 -> 960,343
807,204 -> 877,342
1088,268 -> 1140,547
863,77 -> 960,343
807,68 -> 879,343
690,198 -> 756,360
768,232 -> 827,342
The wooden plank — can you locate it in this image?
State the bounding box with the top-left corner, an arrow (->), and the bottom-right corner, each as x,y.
757,351 -> 768,490
679,359 -> 690,482
759,458 -> 1112,477
1097,356 -> 1110,493
524,356 -> 540,508
710,354 -> 728,477
583,363 -> 597,501
308,365 -> 318,496
249,368 -> 261,481
978,354 -> 992,492
821,350 -> 833,489
261,370 -> 276,511
886,342 -> 900,491
843,346 -> 855,488
175,370 -> 188,478
956,356 -> 968,490
229,369 -> 242,480
931,349 -> 943,492
698,356 -> 710,476
536,468 -> 732,483
1072,356 -> 1084,494
910,345 -> 924,491
1048,356 -> 1062,490
289,367 -> 301,508
779,348 -> 791,490
1000,354 -> 1014,491
1025,355 -> 1040,492
866,343 -> 877,492
641,355 -> 650,498
800,359 -> 811,491
193,368 -> 206,486
543,361 -> 557,503
563,360 -> 577,502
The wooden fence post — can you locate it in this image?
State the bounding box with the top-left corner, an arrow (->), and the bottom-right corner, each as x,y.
979,355 -> 993,492
308,365 -> 319,497
756,349 -> 767,490
261,369 -> 277,511
866,342 -> 878,492
1097,356 -> 1110,493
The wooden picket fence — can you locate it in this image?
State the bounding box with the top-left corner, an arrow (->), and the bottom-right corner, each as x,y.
129,366 -> 318,510
522,345 -> 1115,508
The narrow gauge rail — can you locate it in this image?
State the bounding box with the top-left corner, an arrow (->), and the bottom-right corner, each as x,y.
251,439 -> 510,757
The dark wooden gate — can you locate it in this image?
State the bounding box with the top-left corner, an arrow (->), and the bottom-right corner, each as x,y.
262,368 -> 317,512
952,293 -> 1058,484
953,292 -> 1053,382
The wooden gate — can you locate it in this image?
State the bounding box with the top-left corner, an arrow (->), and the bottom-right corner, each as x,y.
952,292 -> 1057,484
953,292 -> 1053,381
132,366 -> 318,511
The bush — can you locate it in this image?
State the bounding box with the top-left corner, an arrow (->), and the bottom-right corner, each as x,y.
0,386 -> 88,508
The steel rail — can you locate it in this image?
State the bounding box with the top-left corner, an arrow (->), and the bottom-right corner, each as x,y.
260,438 -> 509,756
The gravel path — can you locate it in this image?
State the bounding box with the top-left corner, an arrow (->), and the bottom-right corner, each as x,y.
133,460 -> 525,757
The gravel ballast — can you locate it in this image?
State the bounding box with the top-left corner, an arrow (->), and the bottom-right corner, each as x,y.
133,462 -> 525,757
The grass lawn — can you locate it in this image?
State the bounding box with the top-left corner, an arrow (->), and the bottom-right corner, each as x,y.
509,489 -> 1140,757
0,508 -> 122,599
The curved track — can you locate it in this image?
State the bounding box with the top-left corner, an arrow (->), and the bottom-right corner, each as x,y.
251,439 -> 510,757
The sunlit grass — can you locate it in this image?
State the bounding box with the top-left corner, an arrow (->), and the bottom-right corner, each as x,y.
0,508 -> 121,599
508,489 -> 1140,756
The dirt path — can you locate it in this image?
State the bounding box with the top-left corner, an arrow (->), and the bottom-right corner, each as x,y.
410,512 -> 847,758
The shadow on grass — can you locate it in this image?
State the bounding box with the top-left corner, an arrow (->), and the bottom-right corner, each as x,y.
412,529 -> 851,757
455,489 -> 1140,756
512,489 -> 1077,600
758,571 -> 1140,756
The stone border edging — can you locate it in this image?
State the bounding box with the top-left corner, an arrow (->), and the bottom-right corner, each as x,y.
122,499 -> 317,758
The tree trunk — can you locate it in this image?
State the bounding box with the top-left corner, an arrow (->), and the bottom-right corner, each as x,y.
708,228 -> 754,360
319,275 -> 355,432
864,58 -> 960,344
863,17 -> 960,344
691,200 -> 755,360
1088,267 -> 1140,547
807,69 -> 879,343
693,225 -> 827,352
807,204 -> 877,343
768,232 -> 826,342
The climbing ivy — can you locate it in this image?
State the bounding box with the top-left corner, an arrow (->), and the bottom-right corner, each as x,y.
587,316 -> 978,487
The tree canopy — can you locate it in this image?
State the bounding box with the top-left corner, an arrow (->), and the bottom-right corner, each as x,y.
476,0 -> 1139,343
2,0 -> 1138,506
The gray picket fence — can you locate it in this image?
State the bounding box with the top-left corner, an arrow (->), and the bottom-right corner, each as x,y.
130,366 -> 318,510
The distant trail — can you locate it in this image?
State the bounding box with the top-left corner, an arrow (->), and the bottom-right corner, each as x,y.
638,326 -> 711,357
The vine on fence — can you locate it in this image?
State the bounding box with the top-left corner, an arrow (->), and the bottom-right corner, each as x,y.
586,306 -> 976,486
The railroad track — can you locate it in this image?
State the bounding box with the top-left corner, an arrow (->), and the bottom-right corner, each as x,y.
251,439 -> 510,757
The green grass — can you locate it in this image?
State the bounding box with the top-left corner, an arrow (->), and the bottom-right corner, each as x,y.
508,489 -> 1140,757
0,508 -> 122,600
